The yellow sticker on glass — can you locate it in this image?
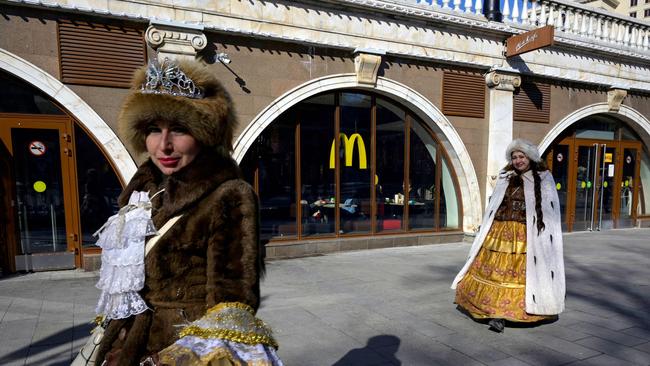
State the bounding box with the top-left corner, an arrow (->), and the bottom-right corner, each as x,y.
581,181 -> 586,189
603,181 -> 608,188
556,183 -> 561,190
33,181 -> 47,192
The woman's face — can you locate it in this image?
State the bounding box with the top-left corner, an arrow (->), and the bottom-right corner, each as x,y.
145,120 -> 201,175
511,150 -> 531,172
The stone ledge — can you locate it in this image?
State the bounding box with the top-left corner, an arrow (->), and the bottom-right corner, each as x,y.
637,217 -> 650,228
265,232 -> 466,260
82,254 -> 102,272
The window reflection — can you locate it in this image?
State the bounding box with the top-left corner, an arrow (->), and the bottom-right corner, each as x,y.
409,123 -> 437,230
300,95 -> 336,237
376,98 -> 405,232
339,93 -> 371,234
75,124 -> 121,247
440,158 -> 459,229
257,115 -> 297,240
0,72 -> 64,115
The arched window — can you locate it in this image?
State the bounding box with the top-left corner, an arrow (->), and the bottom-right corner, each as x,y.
241,91 -> 461,241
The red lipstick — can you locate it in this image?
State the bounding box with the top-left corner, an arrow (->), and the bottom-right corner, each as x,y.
158,157 -> 179,167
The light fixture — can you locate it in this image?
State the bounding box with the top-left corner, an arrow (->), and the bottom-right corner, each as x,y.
216,52 -> 231,64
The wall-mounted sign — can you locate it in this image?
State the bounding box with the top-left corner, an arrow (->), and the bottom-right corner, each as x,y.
506,25 -> 555,58
604,153 -> 613,163
329,133 -> 367,169
33,180 -> 47,193
29,141 -> 47,156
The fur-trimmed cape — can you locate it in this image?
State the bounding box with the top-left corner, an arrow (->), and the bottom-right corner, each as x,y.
95,151 -> 262,364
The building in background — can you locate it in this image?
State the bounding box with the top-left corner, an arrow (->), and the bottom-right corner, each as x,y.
1,0 -> 649,273
579,0 -> 650,19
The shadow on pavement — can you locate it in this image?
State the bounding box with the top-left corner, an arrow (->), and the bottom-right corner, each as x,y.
0,323 -> 93,365
332,334 -> 401,366
564,251 -> 650,330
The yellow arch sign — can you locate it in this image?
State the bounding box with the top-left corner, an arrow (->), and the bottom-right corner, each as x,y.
329,133 -> 367,169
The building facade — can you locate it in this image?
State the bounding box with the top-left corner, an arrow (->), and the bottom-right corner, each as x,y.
1,0 -> 649,272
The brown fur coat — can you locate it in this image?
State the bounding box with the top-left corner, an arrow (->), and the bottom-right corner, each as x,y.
96,151 -> 262,365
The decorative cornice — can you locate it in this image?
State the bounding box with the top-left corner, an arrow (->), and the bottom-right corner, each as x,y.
4,0 -> 650,90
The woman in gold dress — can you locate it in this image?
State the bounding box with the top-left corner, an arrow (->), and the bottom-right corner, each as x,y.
452,139 -> 565,333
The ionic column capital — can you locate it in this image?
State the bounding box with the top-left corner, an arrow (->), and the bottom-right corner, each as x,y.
145,20 -> 207,61
485,69 -> 521,92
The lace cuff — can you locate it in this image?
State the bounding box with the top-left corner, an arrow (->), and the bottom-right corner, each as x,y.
94,190 -> 156,320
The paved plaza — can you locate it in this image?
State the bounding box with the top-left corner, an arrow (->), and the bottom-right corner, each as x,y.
0,228 -> 649,365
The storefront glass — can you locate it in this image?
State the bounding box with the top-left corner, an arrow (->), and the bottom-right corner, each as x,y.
0,72 -> 64,115
375,99 -> 405,232
640,153 -> 650,216
242,91 -> 461,241
74,124 -> 121,246
409,122 -> 437,230
299,95 -> 336,237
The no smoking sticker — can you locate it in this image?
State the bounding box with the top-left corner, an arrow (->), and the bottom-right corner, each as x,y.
29,141 -> 46,156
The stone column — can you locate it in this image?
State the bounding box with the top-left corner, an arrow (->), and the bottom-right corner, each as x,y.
145,19 -> 207,62
484,68 -> 521,204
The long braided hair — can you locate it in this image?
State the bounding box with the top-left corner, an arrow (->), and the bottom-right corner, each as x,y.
504,159 -> 548,235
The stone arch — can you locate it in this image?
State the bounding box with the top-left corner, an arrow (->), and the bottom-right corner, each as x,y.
0,48 -> 137,182
540,103 -> 650,153
233,73 -> 482,233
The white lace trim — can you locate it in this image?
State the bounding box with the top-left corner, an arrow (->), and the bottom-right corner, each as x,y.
95,191 -> 158,320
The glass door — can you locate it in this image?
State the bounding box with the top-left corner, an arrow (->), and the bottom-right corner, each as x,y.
574,143 -> 599,231
597,145 -> 616,230
572,142 -> 620,231
0,116 -> 78,270
617,144 -> 641,228
550,144 -> 570,231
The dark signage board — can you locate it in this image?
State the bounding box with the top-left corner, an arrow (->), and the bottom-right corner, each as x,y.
506,25 -> 555,57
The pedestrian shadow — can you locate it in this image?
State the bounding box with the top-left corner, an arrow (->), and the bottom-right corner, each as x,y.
332,334 -> 401,366
0,323 -> 92,365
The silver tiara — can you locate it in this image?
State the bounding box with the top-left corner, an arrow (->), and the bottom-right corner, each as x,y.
140,58 -> 204,99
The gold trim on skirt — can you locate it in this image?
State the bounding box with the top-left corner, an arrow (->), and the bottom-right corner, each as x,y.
455,220 -> 553,322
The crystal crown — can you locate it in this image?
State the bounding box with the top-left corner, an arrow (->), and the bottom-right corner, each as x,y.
140,58 -> 204,99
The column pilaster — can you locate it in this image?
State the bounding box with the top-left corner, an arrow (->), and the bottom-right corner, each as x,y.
484,68 -> 521,204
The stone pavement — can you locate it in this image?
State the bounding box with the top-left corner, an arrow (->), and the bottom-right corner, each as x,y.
1,228 -> 649,365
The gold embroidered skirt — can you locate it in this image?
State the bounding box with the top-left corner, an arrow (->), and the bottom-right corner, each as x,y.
157,302 -> 283,366
455,220 -> 552,322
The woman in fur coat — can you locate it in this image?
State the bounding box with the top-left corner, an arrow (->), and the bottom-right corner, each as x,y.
92,59 -> 280,365
451,139 -> 565,333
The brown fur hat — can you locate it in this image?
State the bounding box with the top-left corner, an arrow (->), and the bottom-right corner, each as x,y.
118,59 -> 237,155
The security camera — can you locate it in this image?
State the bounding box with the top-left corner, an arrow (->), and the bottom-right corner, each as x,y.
216,52 -> 231,64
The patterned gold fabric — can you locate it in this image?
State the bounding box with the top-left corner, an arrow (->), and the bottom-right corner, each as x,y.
455,220 -> 553,322
494,178 -> 527,223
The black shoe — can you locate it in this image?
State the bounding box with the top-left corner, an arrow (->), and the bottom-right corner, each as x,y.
488,318 -> 505,333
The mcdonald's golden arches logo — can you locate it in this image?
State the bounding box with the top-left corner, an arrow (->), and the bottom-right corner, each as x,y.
329,133 -> 367,169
